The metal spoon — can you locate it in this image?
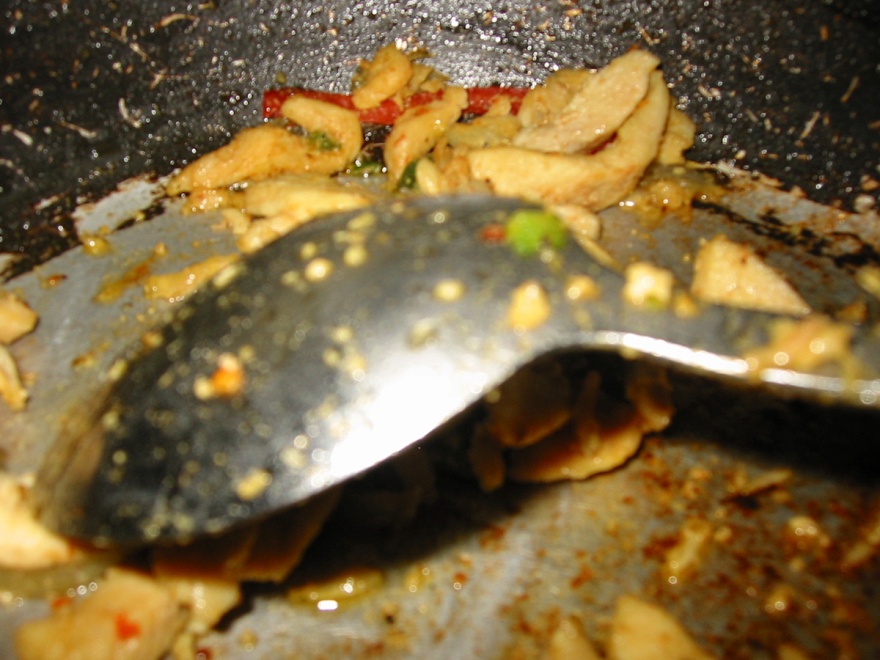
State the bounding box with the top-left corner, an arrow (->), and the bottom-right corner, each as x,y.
34,195 -> 880,546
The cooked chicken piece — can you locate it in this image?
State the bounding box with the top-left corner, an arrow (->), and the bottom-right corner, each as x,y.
352,43 -> 414,109
0,473 -> 86,570
15,568 -> 188,660
0,344 -> 29,411
467,70 -> 670,210
543,616 -> 602,660
143,254 -> 240,303
607,595 -> 715,660
153,487 -> 340,583
507,366 -> 672,483
167,97 -> 362,195
514,49 -> 660,154
236,175 -> 373,253
384,86 -> 468,183
0,290 -> 38,344
657,105 -> 697,165
690,235 -> 810,315
484,360 -> 573,449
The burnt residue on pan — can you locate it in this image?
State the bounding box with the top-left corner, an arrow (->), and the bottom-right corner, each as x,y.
1,0 -> 878,277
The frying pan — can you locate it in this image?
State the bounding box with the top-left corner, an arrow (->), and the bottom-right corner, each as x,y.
2,0 -> 878,276
1,1 -> 879,658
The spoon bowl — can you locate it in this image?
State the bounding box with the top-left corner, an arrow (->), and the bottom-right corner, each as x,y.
34,195 -> 880,546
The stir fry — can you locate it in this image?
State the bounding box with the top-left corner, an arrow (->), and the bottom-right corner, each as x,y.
3,42 -> 871,660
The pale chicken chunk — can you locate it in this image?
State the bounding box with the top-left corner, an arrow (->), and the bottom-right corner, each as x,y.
607,595 -> 715,660
514,49 -> 660,154
15,568 -> 188,660
143,254 -> 240,303
0,290 -> 38,344
542,616 -> 602,660
384,86 -> 468,183
467,70 -> 671,210
690,235 -> 810,315
352,43 -> 413,109
0,473 -> 86,570
167,97 -> 362,195
236,175 -> 374,253
0,344 -> 28,411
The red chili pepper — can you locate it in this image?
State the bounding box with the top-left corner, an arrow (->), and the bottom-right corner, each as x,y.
114,612 -> 141,641
50,595 -> 73,610
480,223 -> 507,243
464,86 -> 528,115
263,86 -> 528,124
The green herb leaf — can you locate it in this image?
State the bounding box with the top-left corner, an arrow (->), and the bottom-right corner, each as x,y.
396,159 -> 420,191
348,155 -> 384,176
307,130 -> 341,151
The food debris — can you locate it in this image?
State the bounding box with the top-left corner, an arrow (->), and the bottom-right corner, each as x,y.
432,278 -> 466,302
564,274 -> 600,301
0,473 -> 94,572
743,315 -> 855,375
505,366 -> 673,484
7,37 -> 879,660
507,279 -> 552,330
661,517 -> 714,583
15,568 -> 187,660
0,290 -> 38,411
144,254 -> 239,303
542,616 -> 601,660
80,233 -> 112,257
234,468 -> 272,502
0,291 -> 39,344
286,567 -> 384,611
607,595 -> 715,660
193,352 -> 246,400
303,257 -> 334,283
691,235 -> 810,316
622,261 -> 675,309
841,498 -> 880,571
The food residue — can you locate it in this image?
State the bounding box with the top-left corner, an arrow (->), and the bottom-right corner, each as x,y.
507,279 -> 552,331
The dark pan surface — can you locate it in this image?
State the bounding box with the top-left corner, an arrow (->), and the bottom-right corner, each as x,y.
1,0 -> 879,276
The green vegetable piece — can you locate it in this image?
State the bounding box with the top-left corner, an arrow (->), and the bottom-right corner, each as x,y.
307,130 -> 341,151
396,159 -> 420,191
348,155 -> 384,176
505,209 -> 568,256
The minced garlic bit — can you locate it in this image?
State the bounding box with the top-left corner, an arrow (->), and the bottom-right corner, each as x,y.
304,257 -> 334,282
193,352 -> 246,400
80,233 -> 112,257
234,468 -> 273,501
432,278 -> 466,302
622,261 -> 674,309
343,244 -> 368,267
564,274 -> 600,301
507,280 -> 551,330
